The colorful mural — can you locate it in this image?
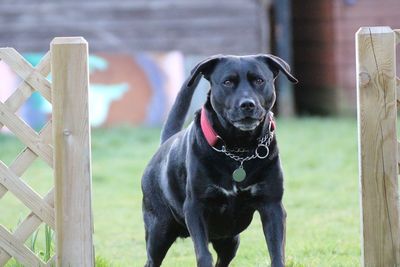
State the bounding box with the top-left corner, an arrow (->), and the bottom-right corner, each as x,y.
0,52 -> 185,130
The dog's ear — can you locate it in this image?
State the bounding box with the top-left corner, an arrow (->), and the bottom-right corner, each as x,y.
257,54 -> 298,83
186,55 -> 224,87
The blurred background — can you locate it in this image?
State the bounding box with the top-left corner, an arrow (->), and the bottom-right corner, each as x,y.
1,0 -> 399,129
0,0 -> 400,266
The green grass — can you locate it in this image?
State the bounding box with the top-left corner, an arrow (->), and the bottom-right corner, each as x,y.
0,117 -> 360,266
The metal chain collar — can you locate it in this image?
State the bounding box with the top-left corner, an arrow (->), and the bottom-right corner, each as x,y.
211,123 -> 275,167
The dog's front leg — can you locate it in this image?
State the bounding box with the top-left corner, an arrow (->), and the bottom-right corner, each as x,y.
184,199 -> 213,267
258,201 -> 286,267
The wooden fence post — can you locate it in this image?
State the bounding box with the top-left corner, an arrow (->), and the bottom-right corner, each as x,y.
51,37 -> 94,267
356,26 -> 400,267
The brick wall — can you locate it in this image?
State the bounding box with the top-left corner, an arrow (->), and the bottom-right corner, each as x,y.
334,0 -> 400,113
293,0 -> 400,114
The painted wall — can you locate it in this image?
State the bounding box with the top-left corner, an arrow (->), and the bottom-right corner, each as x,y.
0,52 -> 185,129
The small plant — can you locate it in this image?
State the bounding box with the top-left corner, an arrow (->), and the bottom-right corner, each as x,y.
25,224 -> 54,265
43,224 -> 53,262
7,225 -> 112,267
36,224 -> 54,262
28,227 -> 40,255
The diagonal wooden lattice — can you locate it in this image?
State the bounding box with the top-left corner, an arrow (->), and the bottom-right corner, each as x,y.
0,49 -> 55,267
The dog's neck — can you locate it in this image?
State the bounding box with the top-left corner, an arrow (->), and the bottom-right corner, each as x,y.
203,100 -> 272,149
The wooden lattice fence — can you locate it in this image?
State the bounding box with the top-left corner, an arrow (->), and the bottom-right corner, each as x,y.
0,37 -> 94,267
357,26 -> 400,266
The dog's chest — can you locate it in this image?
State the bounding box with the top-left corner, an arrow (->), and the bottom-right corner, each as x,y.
203,183 -> 260,216
208,183 -> 259,198
203,184 -> 259,238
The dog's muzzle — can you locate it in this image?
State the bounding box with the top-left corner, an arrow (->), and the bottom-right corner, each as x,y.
229,99 -> 266,131
231,109 -> 265,131
232,118 -> 262,131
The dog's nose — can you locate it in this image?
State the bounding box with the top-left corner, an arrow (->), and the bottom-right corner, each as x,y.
239,99 -> 256,111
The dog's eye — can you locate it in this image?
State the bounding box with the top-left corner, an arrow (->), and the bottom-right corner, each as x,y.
254,78 -> 264,86
223,80 -> 234,87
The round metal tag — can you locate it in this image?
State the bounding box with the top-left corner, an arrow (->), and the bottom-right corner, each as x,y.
232,167 -> 246,182
255,144 -> 269,159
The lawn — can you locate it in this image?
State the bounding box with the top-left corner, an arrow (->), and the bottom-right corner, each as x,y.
0,117 -> 360,266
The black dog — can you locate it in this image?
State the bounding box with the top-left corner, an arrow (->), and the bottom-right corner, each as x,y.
141,54 -> 297,267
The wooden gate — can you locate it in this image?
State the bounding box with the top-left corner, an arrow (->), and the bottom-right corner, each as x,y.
0,37 -> 94,267
357,26 -> 400,266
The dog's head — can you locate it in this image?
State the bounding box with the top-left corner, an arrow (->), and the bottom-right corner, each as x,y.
187,54 -> 298,132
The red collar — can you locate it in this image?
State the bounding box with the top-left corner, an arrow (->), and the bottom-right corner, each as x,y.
200,106 -> 275,147
200,107 -> 220,146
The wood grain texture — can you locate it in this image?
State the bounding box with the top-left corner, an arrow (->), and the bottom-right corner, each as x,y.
0,226 -> 46,267
0,123 -> 53,265
51,37 -> 94,267
356,26 -> 400,267
0,161 -> 55,228
0,48 -> 51,102
0,39 -> 94,266
0,49 -> 54,266
0,189 -> 54,265
0,49 -> 53,172
0,102 -> 53,167
0,54 -> 51,228
2,51 -> 51,113
0,120 -> 52,200
0,50 -> 50,133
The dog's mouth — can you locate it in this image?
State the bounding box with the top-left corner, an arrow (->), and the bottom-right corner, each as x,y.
231,117 -> 263,131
